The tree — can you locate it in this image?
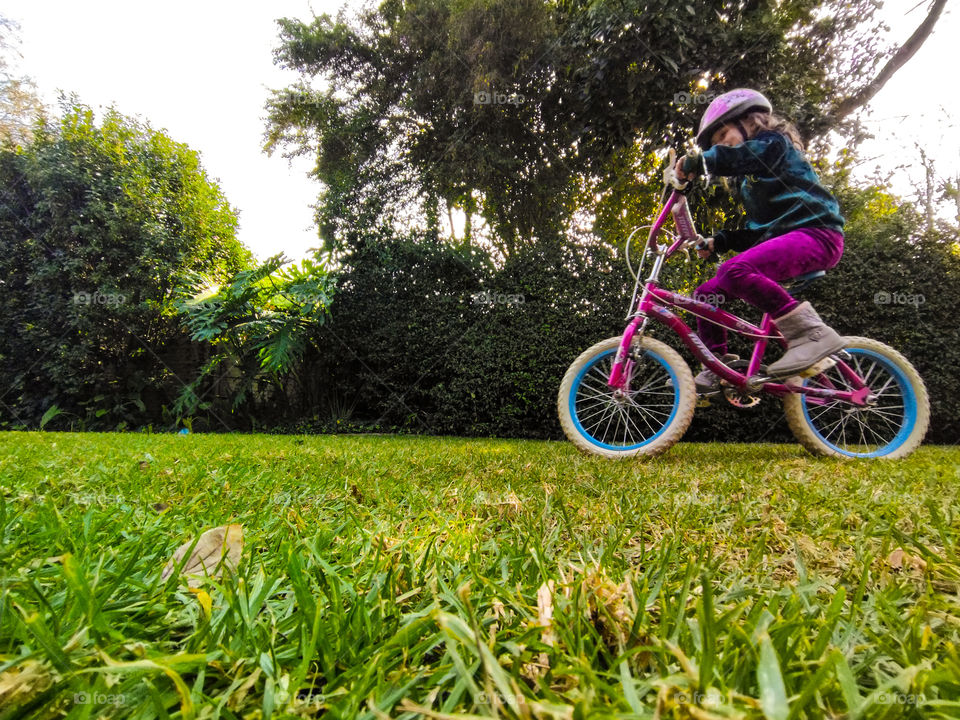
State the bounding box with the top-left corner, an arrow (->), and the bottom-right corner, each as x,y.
0,101 -> 251,429
265,0 -> 940,258
833,0 -> 949,120
0,16 -> 45,146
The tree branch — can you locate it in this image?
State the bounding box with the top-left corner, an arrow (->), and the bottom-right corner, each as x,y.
834,0 -> 948,119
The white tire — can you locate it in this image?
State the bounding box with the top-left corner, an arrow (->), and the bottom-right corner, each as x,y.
783,337 -> 930,459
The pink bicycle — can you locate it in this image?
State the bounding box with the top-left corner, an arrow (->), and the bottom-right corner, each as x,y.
557,169 -> 930,459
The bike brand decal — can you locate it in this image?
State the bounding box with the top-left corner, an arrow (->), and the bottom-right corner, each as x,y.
670,196 -> 697,242
685,332 -> 721,367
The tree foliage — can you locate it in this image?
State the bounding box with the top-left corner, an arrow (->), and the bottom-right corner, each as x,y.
0,16 -> 45,146
175,253 -> 334,421
266,0 -> 894,257
277,174 -> 959,444
0,102 -> 250,429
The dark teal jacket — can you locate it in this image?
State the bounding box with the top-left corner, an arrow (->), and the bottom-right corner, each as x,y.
702,131 -> 845,253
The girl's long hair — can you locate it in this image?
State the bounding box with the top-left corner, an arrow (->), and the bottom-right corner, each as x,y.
743,111 -> 804,152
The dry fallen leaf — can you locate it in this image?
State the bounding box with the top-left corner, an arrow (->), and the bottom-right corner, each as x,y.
0,660 -> 53,707
537,580 -> 556,645
227,667 -> 262,711
162,524 -> 243,587
581,568 -> 639,654
887,547 -> 927,573
522,580 -> 557,681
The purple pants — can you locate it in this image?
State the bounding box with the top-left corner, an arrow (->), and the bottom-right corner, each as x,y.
696,227 -> 844,355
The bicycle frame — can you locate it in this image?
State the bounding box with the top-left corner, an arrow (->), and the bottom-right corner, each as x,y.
608,189 -> 871,408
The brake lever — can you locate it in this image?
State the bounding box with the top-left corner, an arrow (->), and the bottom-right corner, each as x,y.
662,148 -> 691,192
677,237 -> 711,263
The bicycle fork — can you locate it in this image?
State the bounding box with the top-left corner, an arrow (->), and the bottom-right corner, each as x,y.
608,314 -> 649,390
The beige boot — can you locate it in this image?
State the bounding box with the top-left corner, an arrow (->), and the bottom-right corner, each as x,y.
768,301 -> 845,377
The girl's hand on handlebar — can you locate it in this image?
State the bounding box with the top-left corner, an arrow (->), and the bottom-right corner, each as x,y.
695,236 -> 714,259
674,151 -> 704,182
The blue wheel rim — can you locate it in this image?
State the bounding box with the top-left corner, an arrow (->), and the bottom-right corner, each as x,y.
800,348 -> 918,457
568,347 -> 680,451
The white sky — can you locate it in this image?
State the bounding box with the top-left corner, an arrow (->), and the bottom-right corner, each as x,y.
4,0 -> 339,262
3,0 -> 958,263
850,0 -> 960,207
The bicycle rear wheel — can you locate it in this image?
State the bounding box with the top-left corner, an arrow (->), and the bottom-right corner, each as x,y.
558,336 -> 696,458
783,337 -> 929,459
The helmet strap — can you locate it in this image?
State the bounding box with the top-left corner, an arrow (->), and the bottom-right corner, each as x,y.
734,119 -> 750,143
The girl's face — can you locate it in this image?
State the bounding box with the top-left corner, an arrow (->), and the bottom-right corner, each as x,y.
710,122 -> 745,148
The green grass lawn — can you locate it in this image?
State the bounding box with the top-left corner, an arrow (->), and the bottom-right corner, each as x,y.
1,433 -> 959,719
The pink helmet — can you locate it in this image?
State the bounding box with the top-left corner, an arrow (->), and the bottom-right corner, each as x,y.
696,88 -> 772,149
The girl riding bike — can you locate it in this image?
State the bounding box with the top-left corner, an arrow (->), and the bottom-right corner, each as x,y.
673,88 -> 845,390
557,88 -> 929,459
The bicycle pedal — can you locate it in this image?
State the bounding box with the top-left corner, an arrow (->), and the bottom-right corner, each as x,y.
696,397 -> 712,408
800,357 -> 837,378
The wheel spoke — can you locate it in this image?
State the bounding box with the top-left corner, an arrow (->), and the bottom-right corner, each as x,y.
577,403 -> 617,427
856,410 -> 869,450
819,414 -> 846,445
598,406 -> 619,441
582,403 -> 619,432
871,376 -> 897,399
807,402 -> 842,425
858,415 -> 889,448
633,403 -> 670,425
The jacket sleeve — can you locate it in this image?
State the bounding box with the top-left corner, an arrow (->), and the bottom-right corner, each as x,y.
713,228 -> 762,253
702,133 -> 788,177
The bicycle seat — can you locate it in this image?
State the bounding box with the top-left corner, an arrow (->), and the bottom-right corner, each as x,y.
781,270 -> 825,293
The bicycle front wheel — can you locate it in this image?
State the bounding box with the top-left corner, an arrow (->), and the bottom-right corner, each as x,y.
783,336 -> 930,459
558,336 -> 696,459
